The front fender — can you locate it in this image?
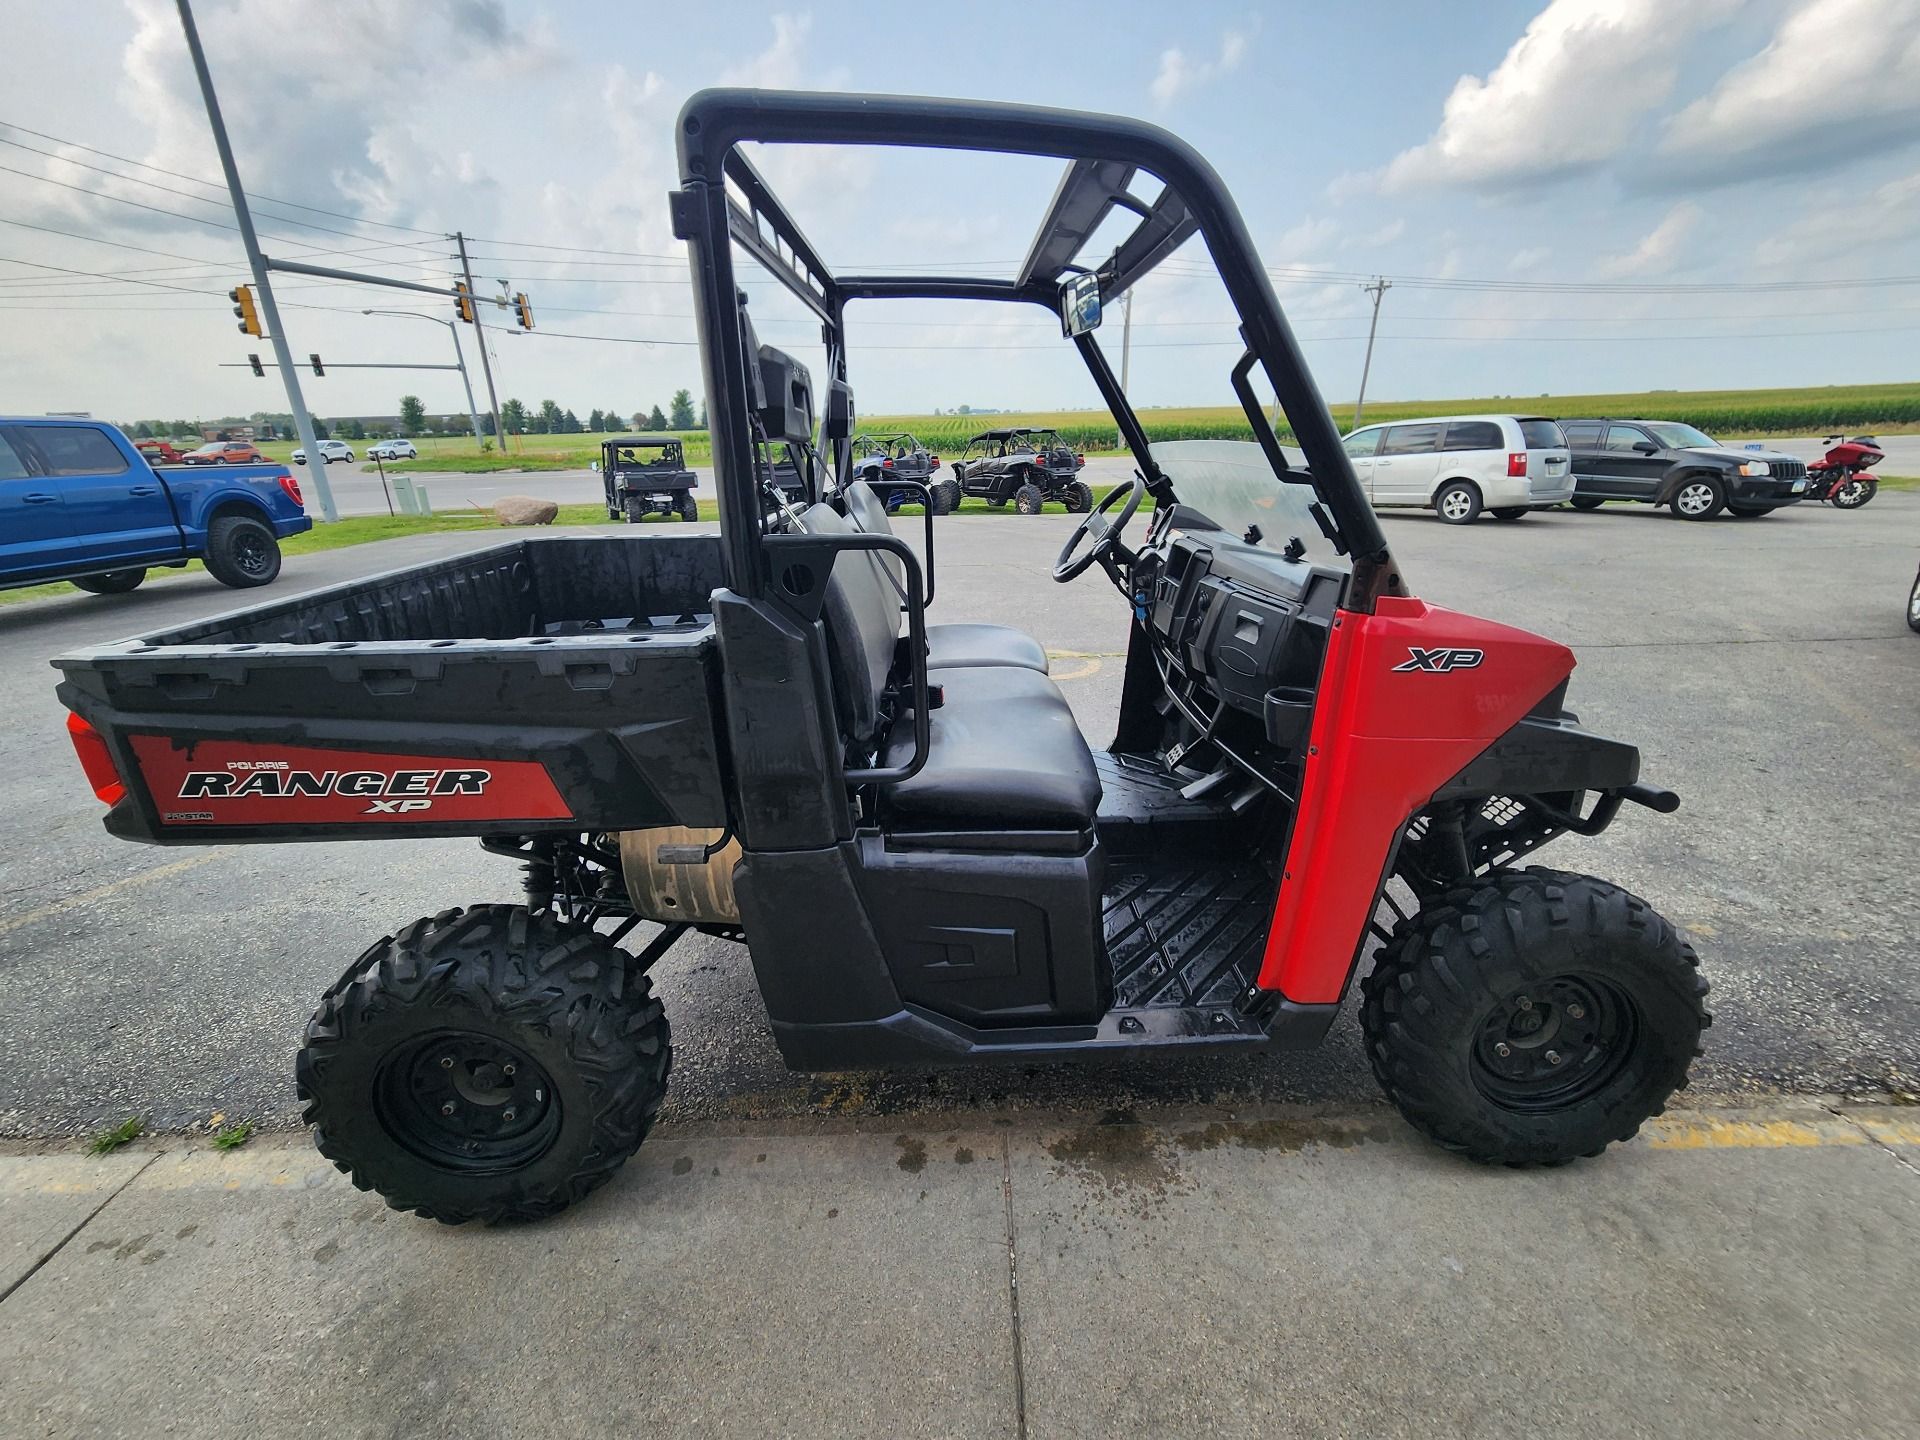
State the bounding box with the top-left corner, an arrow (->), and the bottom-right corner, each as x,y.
1652,465 -> 1728,506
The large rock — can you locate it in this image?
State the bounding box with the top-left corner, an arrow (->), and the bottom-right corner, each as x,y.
494,495 -> 558,526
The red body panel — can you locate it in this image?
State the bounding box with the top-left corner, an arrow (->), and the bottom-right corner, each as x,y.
1259,597 -> 1574,1003
126,736 -> 572,828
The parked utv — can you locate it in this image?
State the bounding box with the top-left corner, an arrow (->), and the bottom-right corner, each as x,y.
53,91 -> 1708,1225
851,432 -> 956,513
951,427 -> 1091,513
597,436 -> 699,523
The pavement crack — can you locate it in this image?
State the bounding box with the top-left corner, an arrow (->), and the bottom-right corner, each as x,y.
1822,1103 -> 1920,1179
1000,1132 -> 1029,1440
0,1150 -> 161,1307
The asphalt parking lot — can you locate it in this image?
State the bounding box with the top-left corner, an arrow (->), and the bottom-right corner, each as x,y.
1,494 -> 1916,1137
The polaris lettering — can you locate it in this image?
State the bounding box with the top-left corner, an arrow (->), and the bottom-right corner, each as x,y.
177,768 -> 495,799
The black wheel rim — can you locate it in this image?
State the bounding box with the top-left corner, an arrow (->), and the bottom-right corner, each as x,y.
232,529 -> 273,577
1471,975 -> 1638,1111
373,1029 -> 562,1174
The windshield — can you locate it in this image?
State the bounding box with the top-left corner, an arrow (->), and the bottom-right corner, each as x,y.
1155,440 -> 1344,567
1643,422 -> 1719,449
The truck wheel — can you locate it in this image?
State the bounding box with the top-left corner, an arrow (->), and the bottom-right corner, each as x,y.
1361,868 -> 1709,1166
203,513 -> 282,587
677,493 -> 699,523
1569,497 -> 1604,511
930,480 -> 957,515
1489,506 -> 1529,521
1670,476 -> 1724,520
1013,482 -> 1045,515
1064,480 -> 1094,513
1434,480 -> 1482,524
297,905 -> 671,1224
71,569 -> 148,595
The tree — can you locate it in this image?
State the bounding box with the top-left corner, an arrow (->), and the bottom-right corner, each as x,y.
645,405 -> 668,432
338,418 -> 367,441
398,395 -> 426,436
501,399 -> 527,435
604,405 -> 627,433
538,399 -> 564,434
132,421 -> 154,438
562,408 -> 581,434
169,419 -> 197,438
312,418 -> 330,440
481,412 -> 497,437
588,408 -> 605,433
631,410 -> 649,431
669,389 -> 695,430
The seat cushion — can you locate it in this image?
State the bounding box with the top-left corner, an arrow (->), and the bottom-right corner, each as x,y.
924,622 -> 1049,674
883,665 -> 1101,831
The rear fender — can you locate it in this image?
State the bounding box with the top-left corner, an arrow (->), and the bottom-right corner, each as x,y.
1258,597 -> 1574,1005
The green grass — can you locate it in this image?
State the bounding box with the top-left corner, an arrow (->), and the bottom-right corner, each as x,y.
88,1115 -> 144,1155
211,1121 -> 255,1150
262,383 -> 1920,475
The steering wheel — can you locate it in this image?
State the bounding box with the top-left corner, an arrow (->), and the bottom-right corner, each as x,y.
1053,475 -> 1146,583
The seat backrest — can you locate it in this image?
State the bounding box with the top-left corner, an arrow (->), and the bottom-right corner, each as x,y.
842,479 -> 909,599
796,502 -> 900,746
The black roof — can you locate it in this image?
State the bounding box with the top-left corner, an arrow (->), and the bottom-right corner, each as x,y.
604,435 -> 682,447
969,426 -> 1062,442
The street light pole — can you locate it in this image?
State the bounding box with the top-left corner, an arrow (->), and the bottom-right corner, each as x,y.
174,0 -> 337,522
362,309 -> 484,443
454,232 -> 505,447
1353,276 -> 1393,429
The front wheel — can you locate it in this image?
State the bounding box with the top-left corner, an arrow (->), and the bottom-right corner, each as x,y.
931,479 -> 960,515
203,512 -> 282,587
1064,480 -> 1094,513
1907,570 -> 1920,633
677,493 -> 699,523
1013,482 -> 1045,515
71,569 -> 147,595
1434,480 -> 1482,525
1671,476 -> 1724,520
297,905 -> 672,1224
1489,506 -> 1528,521
1831,477 -> 1878,509
1569,496 -> 1604,511
1362,868 -> 1709,1166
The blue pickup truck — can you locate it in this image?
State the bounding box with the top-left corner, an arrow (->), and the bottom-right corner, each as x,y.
0,417 -> 311,597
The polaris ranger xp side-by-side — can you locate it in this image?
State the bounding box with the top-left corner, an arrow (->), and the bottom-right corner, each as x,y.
53,90 -> 1708,1224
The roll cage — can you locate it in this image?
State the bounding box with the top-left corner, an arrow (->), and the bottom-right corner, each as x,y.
669,88 -> 1401,611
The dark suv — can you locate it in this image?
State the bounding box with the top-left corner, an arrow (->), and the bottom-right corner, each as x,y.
1560,419 -> 1809,520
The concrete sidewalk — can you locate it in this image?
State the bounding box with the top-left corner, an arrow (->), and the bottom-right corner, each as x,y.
2,1098 -> 1916,1440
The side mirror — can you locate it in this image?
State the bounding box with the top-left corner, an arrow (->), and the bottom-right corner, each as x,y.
1060,272 -> 1102,337
590,460 -> 601,472
1632,440 -> 1658,455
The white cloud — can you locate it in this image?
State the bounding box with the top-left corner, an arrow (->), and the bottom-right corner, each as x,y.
1381,0 -> 1737,192
1752,166 -> 1920,269
1658,0 -> 1920,182
1507,245 -> 1551,273
1150,25 -> 1252,108
1597,202 -> 1702,277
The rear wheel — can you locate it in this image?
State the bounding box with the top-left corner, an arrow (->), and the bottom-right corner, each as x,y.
203,512 -> 282,587
1569,496 -> 1604,511
1490,506 -> 1528,521
297,905 -> 671,1224
677,493 -> 699,523
1434,481 -> 1482,525
623,498 -> 647,524
1671,476 -> 1724,520
929,480 -> 956,515
71,569 -> 147,595
1013,482 -> 1045,515
1064,480 -> 1094,513
1907,571 -> 1920,633
1362,868 -> 1709,1166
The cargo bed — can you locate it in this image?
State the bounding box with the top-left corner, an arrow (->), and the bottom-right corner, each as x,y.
53,534 -> 730,844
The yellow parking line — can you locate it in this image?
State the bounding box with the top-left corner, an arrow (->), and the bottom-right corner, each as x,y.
1645,1114 -> 1920,1149
0,850 -> 227,938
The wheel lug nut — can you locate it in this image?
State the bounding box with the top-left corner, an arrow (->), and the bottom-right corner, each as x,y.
503,1109 -> 517,1122
1494,1042 -> 1512,1058
440,1102 -> 456,1116
439,1056 -> 454,1069
1516,996 -> 1533,1011
1546,1050 -> 1563,1066
1567,1004 -> 1585,1020
503,1064 -> 515,1077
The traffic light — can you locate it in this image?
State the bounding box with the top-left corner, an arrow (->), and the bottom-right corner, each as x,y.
230,284 -> 262,337
454,281 -> 475,323
514,292 -> 534,330
309,353 -> 325,377
248,353 -> 264,377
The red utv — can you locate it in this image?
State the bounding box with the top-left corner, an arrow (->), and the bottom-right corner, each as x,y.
53,91 -> 1708,1224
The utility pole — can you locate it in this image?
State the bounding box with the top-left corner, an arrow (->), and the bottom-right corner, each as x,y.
175,0 -> 337,522
1352,276 -> 1392,429
454,233 -> 505,448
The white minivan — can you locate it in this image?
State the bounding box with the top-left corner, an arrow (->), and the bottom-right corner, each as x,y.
1341,414 -> 1573,524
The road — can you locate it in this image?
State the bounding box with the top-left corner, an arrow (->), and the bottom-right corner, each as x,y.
305,433 -> 1920,517
1,495 -> 1917,1137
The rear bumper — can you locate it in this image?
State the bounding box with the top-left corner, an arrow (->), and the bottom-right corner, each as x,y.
1528,475 -> 1576,505
273,514 -> 314,538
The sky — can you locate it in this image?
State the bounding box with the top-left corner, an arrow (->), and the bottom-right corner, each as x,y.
2,0 -> 1918,427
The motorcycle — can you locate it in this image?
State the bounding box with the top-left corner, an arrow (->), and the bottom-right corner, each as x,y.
1806,433 -> 1884,509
